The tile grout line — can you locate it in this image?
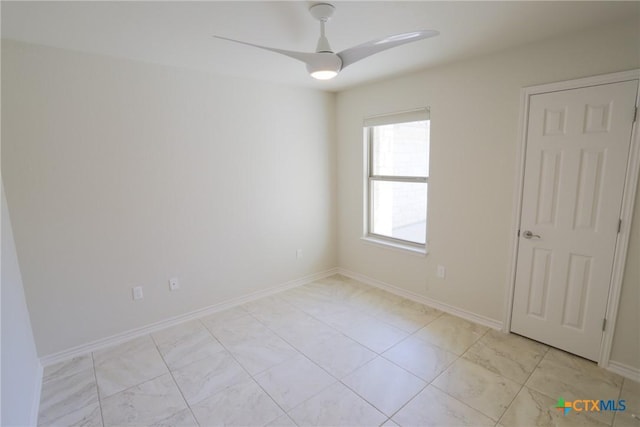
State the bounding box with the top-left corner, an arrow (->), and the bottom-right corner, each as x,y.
378,317 -> 462,394
429,380 -> 503,424
443,377 -> 504,424
494,343 -> 551,426
240,309 -> 354,422
229,285 -> 419,422
612,376 -> 626,427
248,289 -> 412,366
375,380 -> 431,424
336,320 -> 449,422
149,333 -> 201,427
264,283 -> 442,358
522,344 -> 624,424
325,292 -> 448,423
416,328 -> 508,424
90,352 -> 106,427
243,289 -> 378,372
270,281 -> 406,419
244,280 -> 469,423
37,361 -> 96,425
335,360 -> 429,422
196,315 -> 299,426
91,336 -> 182,402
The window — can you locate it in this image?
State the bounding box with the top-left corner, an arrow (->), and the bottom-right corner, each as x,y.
364,109 -> 430,251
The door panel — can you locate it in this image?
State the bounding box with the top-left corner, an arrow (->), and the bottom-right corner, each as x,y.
573,149 -> 604,231
512,80 -> 637,361
561,253 -> 591,329
536,150 -> 562,226
526,248 -> 552,319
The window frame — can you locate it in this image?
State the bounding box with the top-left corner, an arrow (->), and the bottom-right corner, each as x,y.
364,113 -> 430,253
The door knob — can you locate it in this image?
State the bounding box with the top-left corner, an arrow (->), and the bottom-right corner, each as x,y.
522,230 -> 541,239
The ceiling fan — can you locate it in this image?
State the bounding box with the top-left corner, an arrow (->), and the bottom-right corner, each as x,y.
214,3 -> 439,80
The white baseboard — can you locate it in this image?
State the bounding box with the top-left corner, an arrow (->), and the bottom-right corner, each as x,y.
607,360 -> 640,382
30,362 -> 44,426
338,268 -> 503,331
40,268 -> 339,367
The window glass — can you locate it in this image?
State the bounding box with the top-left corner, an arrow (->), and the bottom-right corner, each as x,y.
366,113 -> 430,247
371,181 -> 427,244
371,121 -> 429,177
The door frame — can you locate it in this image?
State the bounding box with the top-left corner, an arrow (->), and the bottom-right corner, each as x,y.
503,69 -> 640,369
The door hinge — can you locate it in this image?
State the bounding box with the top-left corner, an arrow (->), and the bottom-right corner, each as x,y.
517,229 -> 520,237
602,318 -> 607,331
635,106 -> 638,123
618,219 -> 622,233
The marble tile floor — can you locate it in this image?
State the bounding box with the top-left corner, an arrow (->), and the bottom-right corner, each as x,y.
38,275 -> 639,427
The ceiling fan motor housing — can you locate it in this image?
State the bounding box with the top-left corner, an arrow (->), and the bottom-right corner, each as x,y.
306,52 -> 342,79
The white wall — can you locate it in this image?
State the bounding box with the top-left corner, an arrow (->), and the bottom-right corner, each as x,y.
336,22 -> 640,367
1,40 -> 337,357
3,19 -> 638,373
610,183 -> 640,370
1,183 -> 42,426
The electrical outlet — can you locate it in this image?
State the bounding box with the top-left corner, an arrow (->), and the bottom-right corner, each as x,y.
169,277 -> 180,291
132,286 -> 144,300
437,265 -> 446,279
296,249 -> 303,259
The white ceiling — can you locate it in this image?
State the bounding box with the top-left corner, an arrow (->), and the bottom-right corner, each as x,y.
2,1 -> 639,92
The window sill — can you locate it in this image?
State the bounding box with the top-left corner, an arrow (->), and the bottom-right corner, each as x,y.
360,236 -> 428,256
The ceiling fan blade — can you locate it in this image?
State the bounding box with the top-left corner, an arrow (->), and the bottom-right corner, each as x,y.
337,30 -> 439,69
214,35 -> 320,65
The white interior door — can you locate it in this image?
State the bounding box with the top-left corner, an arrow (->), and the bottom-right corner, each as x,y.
511,80 -> 637,361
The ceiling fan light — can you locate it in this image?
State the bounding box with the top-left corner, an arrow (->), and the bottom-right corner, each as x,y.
306,53 -> 342,80
310,70 -> 338,80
